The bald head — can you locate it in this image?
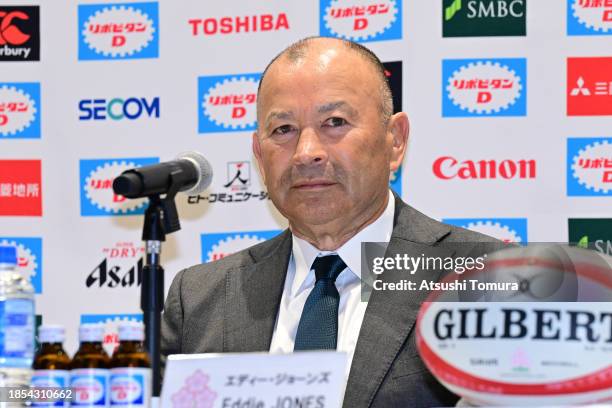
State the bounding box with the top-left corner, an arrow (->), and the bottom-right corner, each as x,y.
257,37 -> 393,126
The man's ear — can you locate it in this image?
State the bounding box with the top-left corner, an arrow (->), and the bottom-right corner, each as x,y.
387,112 -> 409,171
252,131 -> 266,184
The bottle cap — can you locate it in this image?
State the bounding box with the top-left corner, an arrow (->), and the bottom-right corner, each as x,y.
0,246 -> 18,267
79,323 -> 105,342
39,325 -> 65,343
118,321 -> 145,341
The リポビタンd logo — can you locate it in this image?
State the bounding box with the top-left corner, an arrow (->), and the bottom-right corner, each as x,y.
567,0 -> 612,35
79,157 -> 159,216
443,218 -> 528,243
443,58 -> 526,117
201,231 -> 282,263
567,137 -> 612,196
0,82 -> 40,139
198,74 -> 260,133
78,2 -> 159,60
320,0 -> 401,43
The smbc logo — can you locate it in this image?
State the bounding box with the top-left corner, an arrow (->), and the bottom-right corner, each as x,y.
78,97 -> 160,120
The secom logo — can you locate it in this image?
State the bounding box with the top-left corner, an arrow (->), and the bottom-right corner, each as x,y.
443,218 -> 528,243
78,2 -> 159,60
79,157 -> 159,216
320,0 -> 401,43
443,58 -> 526,117
0,82 -> 40,139
567,137 -> 612,196
198,74 -> 260,133
201,230 -> 282,263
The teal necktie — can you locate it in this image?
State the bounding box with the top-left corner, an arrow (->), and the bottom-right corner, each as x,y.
294,254 -> 347,351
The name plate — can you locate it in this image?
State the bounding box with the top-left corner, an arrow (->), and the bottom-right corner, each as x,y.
161,351 -> 348,408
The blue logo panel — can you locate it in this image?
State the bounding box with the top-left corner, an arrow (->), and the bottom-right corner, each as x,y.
319,0 -> 402,43
567,137 -> 612,196
80,313 -> 142,324
0,237 -> 42,293
198,74 -> 261,134
0,82 -> 41,139
567,0 -> 612,36
78,2 -> 159,60
79,157 -> 159,216
443,218 -> 528,244
390,166 -> 402,196
201,230 -> 282,263
442,58 -> 527,117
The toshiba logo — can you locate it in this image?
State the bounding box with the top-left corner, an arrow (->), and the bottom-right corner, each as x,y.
433,157 -> 536,179
188,13 -> 289,36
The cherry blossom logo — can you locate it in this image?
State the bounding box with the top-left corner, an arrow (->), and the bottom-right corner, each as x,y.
171,370 -> 217,408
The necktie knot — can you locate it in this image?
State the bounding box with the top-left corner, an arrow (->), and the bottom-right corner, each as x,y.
312,254 -> 346,283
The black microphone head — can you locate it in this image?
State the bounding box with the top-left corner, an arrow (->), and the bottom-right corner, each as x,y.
175,151 -> 213,194
112,171 -> 144,198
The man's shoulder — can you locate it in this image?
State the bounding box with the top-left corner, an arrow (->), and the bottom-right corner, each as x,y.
177,230 -> 291,284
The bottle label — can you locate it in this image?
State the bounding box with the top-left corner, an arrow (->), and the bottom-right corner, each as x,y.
32,370 -> 70,407
0,298 -> 35,367
70,368 -> 109,407
110,367 -> 151,407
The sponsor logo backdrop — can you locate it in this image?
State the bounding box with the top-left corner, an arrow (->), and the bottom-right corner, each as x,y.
0,0 -> 609,353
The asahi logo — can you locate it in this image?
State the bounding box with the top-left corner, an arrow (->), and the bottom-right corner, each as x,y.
78,2 -> 159,60
320,0 -> 401,43
188,13 -> 289,36
568,0 -> 612,35
443,0 -> 526,37
443,58 -> 526,117
433,157 -> 536,179
198,74 -> 260,133
86,242 -> 144,288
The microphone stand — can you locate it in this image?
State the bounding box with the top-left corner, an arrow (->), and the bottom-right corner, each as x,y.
139,173 -> 183,398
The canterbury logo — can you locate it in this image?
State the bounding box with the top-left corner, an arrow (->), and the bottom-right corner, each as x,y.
0,11 -> 30,45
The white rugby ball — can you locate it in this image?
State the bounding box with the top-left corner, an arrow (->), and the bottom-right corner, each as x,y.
416,245 -> 612,406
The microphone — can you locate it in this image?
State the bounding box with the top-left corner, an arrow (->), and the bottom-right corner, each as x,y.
112,151 -> 213,199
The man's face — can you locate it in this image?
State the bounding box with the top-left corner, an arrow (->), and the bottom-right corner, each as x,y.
253,45 -> 406,230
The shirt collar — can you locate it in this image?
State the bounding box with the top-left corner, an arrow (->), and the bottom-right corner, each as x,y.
290,190 -> 395,297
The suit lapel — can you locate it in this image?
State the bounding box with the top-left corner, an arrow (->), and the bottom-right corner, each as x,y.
343,198 -> 454,407
224,230 -> 292,352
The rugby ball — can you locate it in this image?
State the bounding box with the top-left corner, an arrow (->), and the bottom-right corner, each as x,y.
416,245 -> 612,406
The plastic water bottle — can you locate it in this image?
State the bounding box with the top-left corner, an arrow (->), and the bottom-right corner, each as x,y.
110,321 -> 151,407
70,324 -> 110,407
32,325 -> 71,406
0,245 -> 35,390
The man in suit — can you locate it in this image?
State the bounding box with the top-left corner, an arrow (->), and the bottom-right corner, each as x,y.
162,37 -> 502,407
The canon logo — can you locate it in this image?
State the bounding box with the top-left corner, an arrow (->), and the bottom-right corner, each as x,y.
433,156 -> 536,180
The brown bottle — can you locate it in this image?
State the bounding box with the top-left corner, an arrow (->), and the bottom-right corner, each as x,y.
70,324 -> 110,406
31,325 -> 71,407
109,321 -> 151,407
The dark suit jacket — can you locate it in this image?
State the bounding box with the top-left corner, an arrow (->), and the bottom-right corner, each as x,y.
161,195 -> 504,407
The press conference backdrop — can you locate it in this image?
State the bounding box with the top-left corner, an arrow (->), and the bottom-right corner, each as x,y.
0,0 -> 611,355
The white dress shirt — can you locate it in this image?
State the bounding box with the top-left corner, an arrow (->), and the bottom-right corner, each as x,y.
269,190 -> 395,374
